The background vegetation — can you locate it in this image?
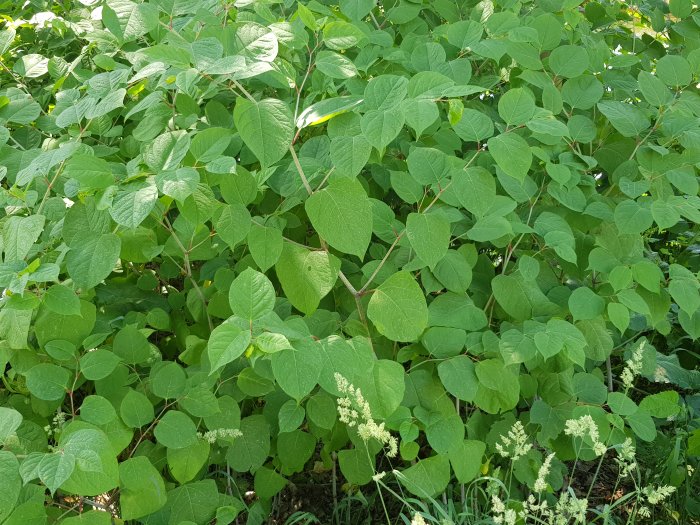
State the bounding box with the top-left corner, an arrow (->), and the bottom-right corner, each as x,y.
0,0 -> 699,523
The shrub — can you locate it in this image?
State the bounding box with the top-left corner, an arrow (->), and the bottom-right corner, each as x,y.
0,0 -> 699,523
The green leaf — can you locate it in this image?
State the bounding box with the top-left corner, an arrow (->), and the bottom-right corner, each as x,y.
398,456 -> 450,498
568,287 -> 605,321
626,410 -> 657,442
155,480 -> 219,525
453,167 -> 497,217
120,389 -> 155,428
367,271 -> 428,342
474,359 -> 520,414
407,147 -> 451,186
156,168 -> 199,202
492,274 -> 553,322
234,98 -> 294,168
113,324 -> 151,364
608,302 -> 630,334
80,349 -> 121,381
154,411 -> 198,449
449,440 -> 486,484
254,467 -> 287,499
255,332 -> 293,354
3,215 -> 44,262
227,415 -> 269,472
330,135 -> 372,177
189,128 -> 232,163
296,96 -> 363,129
306,393 -> 337,429
103,0 -> 159,42
323,21 -> 365,50
207,320 -> 252,375
0,452 -> 21,522
44,285 -> 81,316
614,200 -> 653,234
356,359 -> 405,419
451,109 -> 494,142
339,0 -> 375,20
305,178 -> 373,258
637,71 -> 673,107
59,428 -> 119,496
670,0 -> 693,17
548,45 -> 589,78
607,392 -> 638,416
406,212 -> 450,269
277,430 -> 315,473
597,101 -> 650,138
25,363 -> 69,401
639,391 -> 680,418
360,107 -> 404,150
488,133 -> 532,180
150,362 -> 187,399
119,457 -> 167,520
64,155 -> 114,190
338,448 -> 374,485
144,131 -> 190,171
655,55 -> 692,87
110,181 -> 159,229
215,204 -> 251,250
433,250 -> 472,293
422,326 -> 466,358
562,75 -> 603,109
498,88 -> 536,126
271,339 -> 323,401
278,400 -> 305,433
363,75 -> 408,110
66,233 -> 121,290
80,395 -> 117,426
426,413 -> 464,454
0,408 -> 22,442
275,244 -> 340,314
38,452 -> 75,495
447,20 -> 483,49
248,224 -> 283,271
438,356 -> 478,402
167,440 -> 210,483
229,268 -> 275,322
468,215 -> 513,242
315,51 -> 358,79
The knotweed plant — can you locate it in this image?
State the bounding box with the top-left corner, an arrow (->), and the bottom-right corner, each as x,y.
334,373 -> 399,458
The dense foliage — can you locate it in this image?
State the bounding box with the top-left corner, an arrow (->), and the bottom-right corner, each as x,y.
0,0 -> 699,523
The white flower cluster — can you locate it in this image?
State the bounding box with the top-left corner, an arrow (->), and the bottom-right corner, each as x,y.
334,373 -> 398,458
491,495 -> 517,525
410,512 -> 427,525
516,491 -> 588,525
44,410 -> 67,436
614,438 -> 637,478
197,428 -> 242,444
653,366 -> 670,384
621,340 -> 646,390
534,453 -> 556,493
564,415 -> 607,456
635,484 -> 676,519
553,492 -> 588,523
495,421 -> 532,461
512,492 -> 588,525
371,471 -> 386,482
642,484 -> 675,505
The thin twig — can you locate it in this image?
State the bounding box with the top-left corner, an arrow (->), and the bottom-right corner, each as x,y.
162,216 -> 213,331
289,145 -> 313,194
